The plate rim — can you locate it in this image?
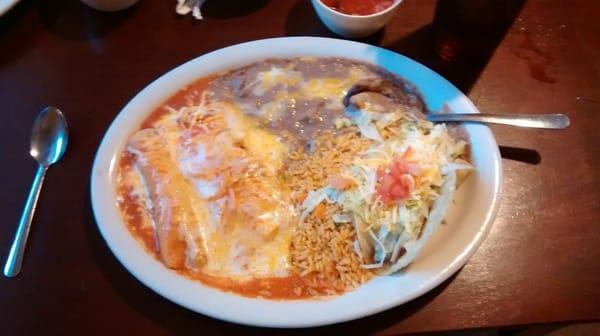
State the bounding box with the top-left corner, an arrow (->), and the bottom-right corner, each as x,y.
0,0 -> 20,17
90,36 -> 502,328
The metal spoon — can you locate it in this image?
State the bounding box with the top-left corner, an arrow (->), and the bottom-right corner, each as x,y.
426,113 -> 570,129
3,107 -> 68,277
343,80 -> 570,129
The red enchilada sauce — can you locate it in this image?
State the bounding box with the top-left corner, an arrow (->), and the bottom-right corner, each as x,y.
321,0 -> 394,15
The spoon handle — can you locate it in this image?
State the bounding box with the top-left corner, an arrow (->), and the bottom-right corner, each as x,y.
426,113 -> 570,129
4,164 -> 47,277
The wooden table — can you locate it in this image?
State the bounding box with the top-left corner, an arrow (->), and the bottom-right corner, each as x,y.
1,0 -> 598,334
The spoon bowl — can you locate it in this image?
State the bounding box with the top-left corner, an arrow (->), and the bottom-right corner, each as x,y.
30,107 -> 68,165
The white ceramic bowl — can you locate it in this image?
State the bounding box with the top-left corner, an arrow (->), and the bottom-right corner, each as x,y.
91,37 -> 502,328
311,0 -> 404,38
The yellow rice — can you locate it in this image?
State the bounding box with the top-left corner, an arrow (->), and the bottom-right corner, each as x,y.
285,127 -> 375,292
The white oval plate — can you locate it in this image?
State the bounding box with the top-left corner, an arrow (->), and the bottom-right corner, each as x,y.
91,37 -> 502,328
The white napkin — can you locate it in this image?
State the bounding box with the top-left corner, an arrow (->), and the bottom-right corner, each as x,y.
176,0 -> 207,19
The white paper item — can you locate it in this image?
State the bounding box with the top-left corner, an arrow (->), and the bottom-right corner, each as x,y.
176,0 -> 206,19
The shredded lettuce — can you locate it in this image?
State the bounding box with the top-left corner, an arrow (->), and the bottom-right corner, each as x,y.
441,162 -> 473,175
298,109 -> 473,271
299,187 -> 328,224
332,212 -> 352,224
345,107 -> 383,142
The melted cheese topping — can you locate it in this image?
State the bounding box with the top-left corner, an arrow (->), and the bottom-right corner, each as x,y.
244,66 -> 368,118
251,66 -> 304,96
122,100 -> 294,279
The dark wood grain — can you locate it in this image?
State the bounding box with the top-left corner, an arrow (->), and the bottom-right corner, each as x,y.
1,0 -> 599,334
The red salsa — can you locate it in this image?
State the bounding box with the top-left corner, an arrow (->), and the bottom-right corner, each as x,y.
321,0 -> 395,16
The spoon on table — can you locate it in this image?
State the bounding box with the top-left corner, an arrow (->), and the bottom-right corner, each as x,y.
343,80 -> 570,129
4,107 -> 68,277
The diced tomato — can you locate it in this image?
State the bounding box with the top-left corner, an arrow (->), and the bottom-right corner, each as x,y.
380,174 -> 395,192
379,194 -> 392,204
390,183 -> 408,198
399,173 -> 415,192
406,163 -> 421,176
390,160 -> 408,179
375,153 -> 421,205
330,174 -> 353,190
392,155 -> 422,177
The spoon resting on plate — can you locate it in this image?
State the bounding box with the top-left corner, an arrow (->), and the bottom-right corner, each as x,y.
343,79 -> 570,129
